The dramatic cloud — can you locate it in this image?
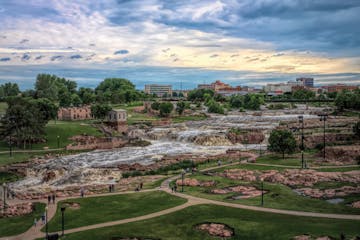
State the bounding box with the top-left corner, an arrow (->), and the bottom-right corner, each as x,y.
0,0 -> 359,87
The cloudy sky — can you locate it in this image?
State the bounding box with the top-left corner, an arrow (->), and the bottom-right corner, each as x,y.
0,0 -> 359,89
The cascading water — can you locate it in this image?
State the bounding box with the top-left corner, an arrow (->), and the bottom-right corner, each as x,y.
11,109 -> 320,192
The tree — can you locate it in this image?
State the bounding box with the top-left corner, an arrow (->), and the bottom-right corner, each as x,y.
268,129 -> 297,159
353,121 -> 360,138
176,101 -> 186,115
0,97 -> 48,149
244,94 -> 264,110
90,104 -> 112,120
0,82 -> 20,100
34,74 -> 60,101
78,87 -> 96,104
229,94 -> 244,108
71,94 -> 82,107
172,92 -> 178,97
292,89 -> 315,100
159,102 -> 173,117
207,99 -> 224,114
32,98 -> 58,122
187,89 -> 214,101
151,101 -> 160,110
95,78 -> 139,104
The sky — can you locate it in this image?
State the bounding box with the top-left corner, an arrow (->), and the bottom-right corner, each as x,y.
0,0 -> 359,90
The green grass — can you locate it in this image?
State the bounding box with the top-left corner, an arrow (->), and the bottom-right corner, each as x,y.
46,191 -> 187,232
61,204 -> 360,240
0,171 -> 21,184
316,166 -> 360,172
313,181 -> 357,189
256,153 -> 316,167
0,202 -> 45,237
180,173 -> 360,214
172,115 -> 207,123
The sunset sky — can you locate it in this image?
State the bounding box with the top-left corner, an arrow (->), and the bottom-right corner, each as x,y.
0,0 -> 359,89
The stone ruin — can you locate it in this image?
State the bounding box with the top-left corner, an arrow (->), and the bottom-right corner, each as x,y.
196,223 -> 234,238
175,178 -> 216,187
0,202 -> 34,218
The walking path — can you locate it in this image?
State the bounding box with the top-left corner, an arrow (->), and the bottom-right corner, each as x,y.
1,158 -> 360,240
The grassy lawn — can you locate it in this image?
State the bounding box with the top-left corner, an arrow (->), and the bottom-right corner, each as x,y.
0,202 -> 45,237
172,114 -> 208,123
61,204 -> 360,240
46,191 -> 187,232
316,166 -> 360,172
179,173 -> 360,214
0,120 -> 102,151
0,171 -> 21,184
256,153 -> 317,167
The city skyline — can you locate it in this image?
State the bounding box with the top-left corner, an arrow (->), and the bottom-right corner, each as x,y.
0,0 -> 359,89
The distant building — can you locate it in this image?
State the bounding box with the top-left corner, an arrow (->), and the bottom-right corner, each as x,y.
197,80 -> 241,93
264,83 -> 292,94
322,84 -> 358,93
107,109 -> 128,133
296,77 -> 314,88
57,105 -> 92,121
145,84 -> 172,97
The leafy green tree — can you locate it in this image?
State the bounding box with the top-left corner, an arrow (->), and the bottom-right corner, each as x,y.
172,92 -> 178,97
78,87 -> 96,104
159,102 -> 173,117
229,94 -> 244,108
176,101 -> 186,115
32,98 -> 58,121
90,104 -> 112,120
268,129 -> 297,159
95,78 -> 138,103
0,82 -> 20,100
178,92 -> 184,98
207,99 -> 224,114
71,94 -> 82,107
151,101 -> 160,110
0,97 -> 48,148
187,89 -> 214,101
244,94 -> 264,110
34,74 -> 60,101
292,89 -> 315,100
335,90 -> 360,111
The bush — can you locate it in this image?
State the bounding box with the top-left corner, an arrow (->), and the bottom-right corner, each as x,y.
207,100 -> 224,114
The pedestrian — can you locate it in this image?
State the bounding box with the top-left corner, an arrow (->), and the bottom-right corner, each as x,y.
112,184 -> 115,192
47,195 -> 51,204
174,185 -> 177,192
33,218 -> 37,227
140,182 -> 143,189
52,194 -> 55,204
80,187 -> 84,198
41,213 -> 45,225
171,186 -> 174,192
109,184 -> 112,193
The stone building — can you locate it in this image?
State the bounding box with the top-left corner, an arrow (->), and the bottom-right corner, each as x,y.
107,109 -> 128,133
57,105 -> 92,121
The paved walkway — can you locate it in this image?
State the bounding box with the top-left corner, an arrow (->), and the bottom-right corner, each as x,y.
1,157 -> 360,240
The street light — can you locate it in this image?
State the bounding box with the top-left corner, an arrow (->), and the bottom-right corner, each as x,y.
2,183 -> 6,212
61,206 -> 66,236
181,169 -> 186,192
298,116 -> 305,168
319,114 -> 328,161
261,180 -> 264,206
57,135 -> 60,148
45,206 -> 48,239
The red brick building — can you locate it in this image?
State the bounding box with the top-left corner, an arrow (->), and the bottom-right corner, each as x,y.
322,84 -> 358,93
57,105 -> 92,121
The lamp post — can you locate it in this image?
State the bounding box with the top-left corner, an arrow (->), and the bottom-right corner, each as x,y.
45,206 -> 48,239
57,135 -> 60,148
261,180 -> 264,206
61,206 -> 66,236
319,114 -> 328,161
298,116 -> 305,168
2,183 -> 6,212
181,169 -> 185,192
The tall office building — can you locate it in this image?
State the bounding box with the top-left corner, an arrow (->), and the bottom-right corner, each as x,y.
296,77 -> 314,88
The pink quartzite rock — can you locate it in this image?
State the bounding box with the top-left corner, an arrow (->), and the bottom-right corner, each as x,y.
197,223 -> 234,238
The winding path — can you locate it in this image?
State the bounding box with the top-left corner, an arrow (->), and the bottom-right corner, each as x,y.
1,157 -> 360,240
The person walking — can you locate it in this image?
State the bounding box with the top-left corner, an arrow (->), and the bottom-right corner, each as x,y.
52,194 -> 55,204
80,187 -> 84,198
47,195 -> 51,204
41,213 -> 45,225
174,185 -> 177,192
112,184 -> 115,192
33,218 -> 37,227
140,182 -> 143,189
109,185 -> 112,193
